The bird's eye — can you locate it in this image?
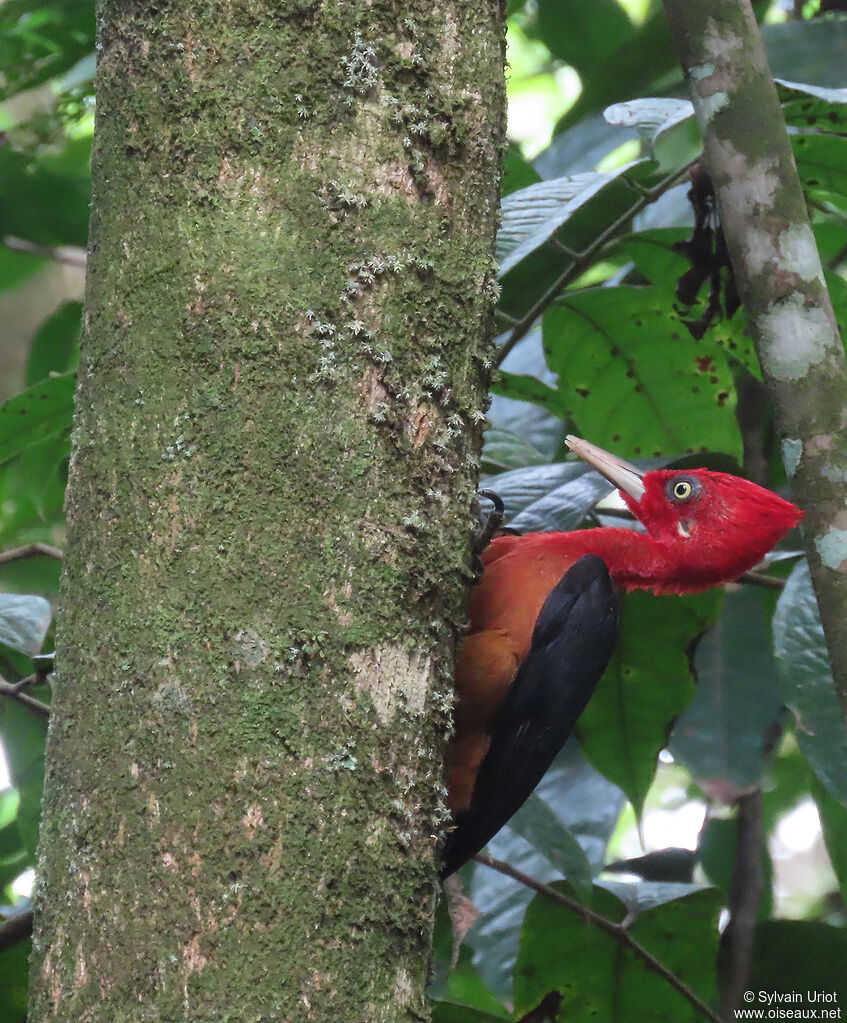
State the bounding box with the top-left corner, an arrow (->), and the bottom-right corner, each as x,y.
672,480 -> 693,500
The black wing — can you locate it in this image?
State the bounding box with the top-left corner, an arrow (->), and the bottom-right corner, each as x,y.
441,554 -> 619,878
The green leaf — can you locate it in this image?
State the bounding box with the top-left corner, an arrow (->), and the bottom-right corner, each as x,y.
793,134 -> 847,201
0,374 -> 76,467
0,0 -> 94,102
497,160 -> 647,277
811,775 -> 847,906
534,0 -> 633,73
0,594 -> 51,656
502,144 -> 541,198
481,427 -> 549,474
763,18 -> 847,90
779,79 -> 847,133
463,742 -> 625,1002
514,882 -> 721,1021
772,559 -> 847,807
544,287 -> 742,461
750,921 -> 847,1004
0,699 -> 47,858
492,372 -> 568,418
26,301 -> 82,385
0,247 -> 45,295
479,461 -> 613,533
577,589 -> 723,817
497,161 -> 660,320
507,793 -> 594,899
669,587 -> 784,796
0,937 -> 29,1023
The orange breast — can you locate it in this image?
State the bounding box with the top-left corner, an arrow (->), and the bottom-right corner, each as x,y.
446,536 -> 580,812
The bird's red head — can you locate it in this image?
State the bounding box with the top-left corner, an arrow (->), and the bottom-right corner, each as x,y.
566,436 -> 803,594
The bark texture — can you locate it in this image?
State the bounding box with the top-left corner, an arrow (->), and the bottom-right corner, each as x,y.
28,2 -> 505,1020
663,0 -> 847,720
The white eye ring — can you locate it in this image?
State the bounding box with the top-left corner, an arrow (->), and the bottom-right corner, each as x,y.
673,480 -> 693,500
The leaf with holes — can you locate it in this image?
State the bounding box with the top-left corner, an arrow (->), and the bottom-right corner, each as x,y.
543,286 -> 742,461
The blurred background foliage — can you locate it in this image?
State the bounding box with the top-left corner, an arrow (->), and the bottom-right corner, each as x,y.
0,1 -> 846,1020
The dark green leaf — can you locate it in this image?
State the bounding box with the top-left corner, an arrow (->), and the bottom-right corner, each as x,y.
544,287 -> 742,461
479,461 -> 612,533
0,937 -> 29,1022
26,301 -> 82,385
0,699 -> 47,858
497,161 -> 647,277
481,428 -> 550,474
534,0 -> 633,73
772,559 -> 847,807
514,882 -> 720,1020
750,921 -> 847,1002
503,144 -> 541,197
669,587 -> 784,795
464,742 -> 625,1001
0,247 -> 45,296
498,161 -> 660,320
0,0 -> 94,101
0,374 -> 76,467
0,594 -> 51,656
811,775 -> 847,906
0,138 -> 91,246
762,18 -> 847,90
577,589 -> 723,817
507,793 -> 594,899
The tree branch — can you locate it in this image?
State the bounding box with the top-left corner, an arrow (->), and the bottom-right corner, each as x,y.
3,235 -> 87,269
496,163 -> 694,367
0,543 -> 64,566
0,910 -> 34,952
662,1 -> 847,723
719,791 -> 764,1021
0,676 -> 51,717
474,853 -> 722,1023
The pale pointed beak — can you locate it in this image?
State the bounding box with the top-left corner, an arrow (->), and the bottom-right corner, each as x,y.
565,435 -> 646,503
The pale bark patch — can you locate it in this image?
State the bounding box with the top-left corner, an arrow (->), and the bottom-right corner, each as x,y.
816,525 -> 847,571
349,643 -> 431,724
757,299 -> 837,381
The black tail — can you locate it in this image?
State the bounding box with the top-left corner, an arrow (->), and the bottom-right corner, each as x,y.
441,555 -> 618,878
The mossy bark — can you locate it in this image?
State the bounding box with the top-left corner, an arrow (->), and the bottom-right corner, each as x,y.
28,3 -> 505,1020
663,0 -> 847,722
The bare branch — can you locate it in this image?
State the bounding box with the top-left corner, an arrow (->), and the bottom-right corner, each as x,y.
3,235 -> 87,269
0,676 -> 51,717
0,911 -> 34,952
0,543 -> 64,566
719,792 -> 764,1020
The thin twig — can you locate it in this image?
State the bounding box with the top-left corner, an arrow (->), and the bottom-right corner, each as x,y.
0,677 -> 51,717
736,571 -> 786,590
3,235 -> 87,269
0,543 -> 64,566
474,853 -> 722,1023
496,162 -> 695,367
0,910 -> 34,951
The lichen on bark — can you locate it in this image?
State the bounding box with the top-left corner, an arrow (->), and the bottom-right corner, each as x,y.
28,2 -> 505,1020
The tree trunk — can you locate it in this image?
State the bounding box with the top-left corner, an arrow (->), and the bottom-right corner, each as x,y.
662,0 -> 847,721
28,3 -> 505,1020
